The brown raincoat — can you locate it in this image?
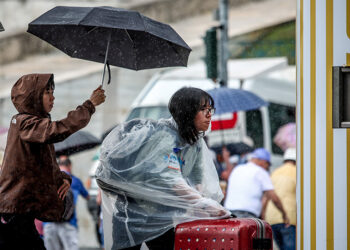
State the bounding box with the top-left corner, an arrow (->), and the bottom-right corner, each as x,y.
0,74 -> 95,221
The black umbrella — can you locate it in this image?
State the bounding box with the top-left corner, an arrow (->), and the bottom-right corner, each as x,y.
226,142 -> 254,155
27,6 -> 191,86
211,142 -> 253,156
0,22 -> 4,32
55,131 -> 101,157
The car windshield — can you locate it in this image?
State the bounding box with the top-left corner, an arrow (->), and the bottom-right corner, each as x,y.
126,106 -> 171,121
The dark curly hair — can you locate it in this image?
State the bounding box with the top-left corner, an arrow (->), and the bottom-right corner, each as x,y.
168,87 -> 214,145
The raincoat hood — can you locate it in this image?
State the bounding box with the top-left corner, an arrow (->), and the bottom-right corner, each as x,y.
11,73 -> 53,117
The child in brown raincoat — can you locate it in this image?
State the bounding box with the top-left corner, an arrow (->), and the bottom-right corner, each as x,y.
0,74 -> 105,250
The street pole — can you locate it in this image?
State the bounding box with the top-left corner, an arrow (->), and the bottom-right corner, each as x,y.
219,0 -> 229,87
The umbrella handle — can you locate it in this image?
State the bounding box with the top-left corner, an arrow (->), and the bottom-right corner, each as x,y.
101,32 -> 112,88
106,62 -> 111,84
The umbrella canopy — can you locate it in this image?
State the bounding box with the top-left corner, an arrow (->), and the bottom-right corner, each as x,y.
207,87 -> 268,115
211,142 -> 253,156
54,130 -> 101,157
27,6 -> 191,83
0,22 -> 4,32
226,142 -> 254,155
273,122 -> 296,151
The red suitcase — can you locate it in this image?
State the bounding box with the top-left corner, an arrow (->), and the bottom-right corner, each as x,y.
175,218 -> 273,250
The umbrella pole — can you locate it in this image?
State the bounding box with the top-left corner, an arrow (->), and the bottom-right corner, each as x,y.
101,32 -> 111,88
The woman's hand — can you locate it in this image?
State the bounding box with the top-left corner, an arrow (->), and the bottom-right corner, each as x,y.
206,205 -> 231,217
57,179 -> 71,200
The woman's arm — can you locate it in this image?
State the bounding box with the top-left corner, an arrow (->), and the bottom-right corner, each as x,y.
172,179 -> 230,217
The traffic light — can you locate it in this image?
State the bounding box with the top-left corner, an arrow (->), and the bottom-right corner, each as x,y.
204,28 -> 218,80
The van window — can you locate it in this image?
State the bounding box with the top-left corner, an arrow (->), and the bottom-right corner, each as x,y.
246,110 -> 264,148
268,103 -> 296,155
126,106 -> 171,121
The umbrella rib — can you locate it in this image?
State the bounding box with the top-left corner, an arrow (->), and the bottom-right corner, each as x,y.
124,29 -> 138,70
79,7 -> 96,26
124,29 -> 134,44
87,26 -> 99,35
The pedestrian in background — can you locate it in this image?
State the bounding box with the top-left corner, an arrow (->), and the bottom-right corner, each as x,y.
0,74 -> 105,250
220,146 -> 237,181
44,155 -> 90,250
96,188 -> 104,250
220,142 -> 253,181
35,219 -> 44,239
224,148 -> 289,224
263,148 -> 296,250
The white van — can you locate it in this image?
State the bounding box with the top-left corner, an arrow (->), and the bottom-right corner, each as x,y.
126,57 -> 296,169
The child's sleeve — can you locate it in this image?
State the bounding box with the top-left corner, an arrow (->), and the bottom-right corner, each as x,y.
19,100 -> 95,144
61,171 -> 72,184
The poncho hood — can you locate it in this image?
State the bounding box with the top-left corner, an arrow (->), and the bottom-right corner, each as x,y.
11,73 -> 53,117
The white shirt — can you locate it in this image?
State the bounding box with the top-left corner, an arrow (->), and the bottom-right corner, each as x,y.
224,161 -> 274,217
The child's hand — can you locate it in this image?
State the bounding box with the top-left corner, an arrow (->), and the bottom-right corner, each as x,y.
58,179 -> 71,200
90,85 -> 106,106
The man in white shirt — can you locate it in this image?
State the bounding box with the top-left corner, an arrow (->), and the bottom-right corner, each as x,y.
224,148 -> 289,225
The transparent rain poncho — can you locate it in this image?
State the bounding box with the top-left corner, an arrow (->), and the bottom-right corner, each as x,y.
96,118 -> 230,249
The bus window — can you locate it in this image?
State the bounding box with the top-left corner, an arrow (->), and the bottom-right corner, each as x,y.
126,106 -> 171,121
246,110 -> 263,148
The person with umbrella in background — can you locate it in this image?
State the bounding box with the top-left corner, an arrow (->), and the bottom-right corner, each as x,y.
44,155 -> 89,250
53,130 -> 102,246
218,141 -> 254,181
0,74 -> 105,250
